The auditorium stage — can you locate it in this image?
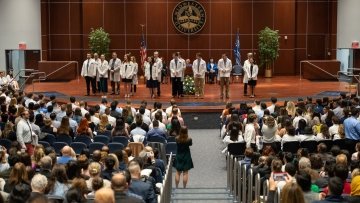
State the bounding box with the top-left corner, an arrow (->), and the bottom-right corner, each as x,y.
25,76 -> 350,112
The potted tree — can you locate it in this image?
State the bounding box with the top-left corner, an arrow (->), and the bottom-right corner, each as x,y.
88,27 -> 111,56
258,27 -> 280,78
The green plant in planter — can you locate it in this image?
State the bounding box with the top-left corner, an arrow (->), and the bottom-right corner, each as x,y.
183,76 -> 195,95
89,28 -> 111,56
258,27 -> 280,77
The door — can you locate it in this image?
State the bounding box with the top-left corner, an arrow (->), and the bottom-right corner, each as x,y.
307,35 -> 326,60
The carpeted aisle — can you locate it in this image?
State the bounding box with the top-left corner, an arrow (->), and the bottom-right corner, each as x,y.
172,129 -> 227,188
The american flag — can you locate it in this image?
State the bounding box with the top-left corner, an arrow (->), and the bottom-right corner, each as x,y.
140,30 -> 147,67
233,30 -> 241,65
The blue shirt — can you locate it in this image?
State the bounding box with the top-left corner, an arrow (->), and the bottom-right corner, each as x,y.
57,156 -> 74,165
343,116 -> 360,140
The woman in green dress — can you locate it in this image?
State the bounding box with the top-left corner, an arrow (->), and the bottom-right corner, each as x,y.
174,126 -> 194,188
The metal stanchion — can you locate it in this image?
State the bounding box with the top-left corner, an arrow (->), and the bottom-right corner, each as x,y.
254,174 -> 260,203
242,165 -> 247,203
229,155 -> 234,196
236,161 -> 242,202
226,152 -> 230,191
248,168 -> 253,203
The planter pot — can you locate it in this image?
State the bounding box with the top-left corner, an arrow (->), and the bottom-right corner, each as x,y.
265,69 -> 272,78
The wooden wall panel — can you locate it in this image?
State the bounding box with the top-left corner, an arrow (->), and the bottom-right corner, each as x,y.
41,0 -> 338,76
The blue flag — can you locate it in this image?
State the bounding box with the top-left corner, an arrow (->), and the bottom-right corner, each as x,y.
233,31 -> 241,66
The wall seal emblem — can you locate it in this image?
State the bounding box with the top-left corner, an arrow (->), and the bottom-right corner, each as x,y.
172,0 -> 206,34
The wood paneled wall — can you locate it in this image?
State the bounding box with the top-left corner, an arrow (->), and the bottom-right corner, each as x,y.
41,0 -> 337,75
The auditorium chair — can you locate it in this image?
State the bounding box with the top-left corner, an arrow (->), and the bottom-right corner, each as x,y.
112,136 -> 129,147
38,141 -> 50,148
300,140 -> 318,153
147,142 -> 167,162
128,142 -> 144,157
53,142 -> 68,155
42,133 -> 56,146
166,142 -> 177,157
333,139 -> 347,150
227,142 -> 246,157
282,141 -> 300,154
93,135 -> 110,145
167,136 -> 176,143
0,139 -> 11,152
108,143 -> 124,153
74,135 -> 92,146
147,136 -> 167,144
89,142 -> 105,154
318,140 -> 333,151
56,134 -> 73,145
70,142 -> 87,155
97,130 -> 111,138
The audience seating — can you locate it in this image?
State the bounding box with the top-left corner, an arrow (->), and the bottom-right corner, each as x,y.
74,136 -> 92,146
56,135 -> 73,145
333,139 -> 347,149
318,139 -> 333,151
42,134 -> 56,146
147,142 -> 167,162
38,140 -> 50,148
70,142 -> 87,155
147,136 -> 167,144
228,142 -> 246,157
263,142 -> 281,153
53,142 -> 68,155
112,136 -> 129,147
165,142 -> 177,157
97,130 -> 112,137
282,141 -> 300,154
93,135 -> 110,145
108,143 -> 124,153
167,136 -> 176,142
300,140 -> 318,153
0,139 -> 12,151
89,142 -> 105,154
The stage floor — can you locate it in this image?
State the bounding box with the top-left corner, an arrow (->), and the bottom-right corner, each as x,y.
25,76 -> 351,112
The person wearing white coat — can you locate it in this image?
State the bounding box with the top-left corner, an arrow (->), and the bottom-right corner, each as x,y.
108,52 -> 121,95
218,54 -> 232,99
242,53 -> 253,95
170,52 -> 184,98
81,53 -> 97,96
244,58 -> 258,98
120,54 -> 134,98
192,53 -> 206,98
97,54 -> 109,94
130,56 -> 138,96
144,57 -> 159,98
93,53 -> 101,93
153,51 -> 163,97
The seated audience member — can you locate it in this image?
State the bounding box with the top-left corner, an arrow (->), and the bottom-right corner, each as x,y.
111,173 -> 144,203
77,118 -> 93,138
94,187 -> 115,203
130,113 -> 149,133
4,162 -> 29,193
222,123 -> 244,153
295,170 -> 320,203
101,155 -> 118,181
351,142 -> 360,161
146,120 -> 167,140
39,156 -> 52,179
149,111 -> 166,132
65,178 -> 88,203
239,147 -> 253,171
267,175 -> 305,203
57,146 -> 75,165
0,148 -> 9,173
261,116 -> 280,143
323,164 -> 351,195
112,118 -> 129,138
317,143 -> 333,162
98,114 -> 113,133
139,106 -> 151,126
281,126 -> 300,149
57,116 -> 75,138
298,126 -> 316,142
313,177 -> 346,203
345,175 -> 360,203
316,125 -> 331,141
30,174 -> 47,199
130,115 -> 147,143
46,164 -> 70,196
87,162 -> 111,191
41,118 -> 57,135
87,176 -> 104,198
8,183 -> 31,203
128,161 -> 157,203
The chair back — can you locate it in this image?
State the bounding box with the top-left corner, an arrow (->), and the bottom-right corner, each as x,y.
0,139 -> 12,152
38,141 -> 50,148
98,130 -> 112,137
283,141 -> 300,154
300,140 -> 318,153
333,139 -> 347,150
93,135 -> 110,145
53,142 -> 68,155
167,136 -> 176,143
166,142 -> 177,156
112,136 -> 129,147
228,142 -> 246,156
89,142 -> 105,154
56,135 -> 73,145
74,136 -> 92,146
147,136 -> 166,143
128,142 -> 144,157
70,142 -> 87,155
42,134 -> 56,146
108,143 -> 124,153
233,64 -> 242,75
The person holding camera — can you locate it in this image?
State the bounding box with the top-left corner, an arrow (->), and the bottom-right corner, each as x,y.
174,126 -> 193,188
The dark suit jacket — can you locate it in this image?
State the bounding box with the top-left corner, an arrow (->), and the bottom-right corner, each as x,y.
114,191 -> 145,203
312,195 -> 348,203
129,179 -> 157,203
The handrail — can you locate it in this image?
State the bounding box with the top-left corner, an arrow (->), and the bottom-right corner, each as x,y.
32,72 -> 47,93
45,61 -> 78,78
300,61 -> 337,80
159,153 -> 172,203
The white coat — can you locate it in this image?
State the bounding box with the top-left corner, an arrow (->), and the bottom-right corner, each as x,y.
170,58 -> 184,78
144,62 -> 159,80
108,58 -> 121,82
81,58 -> 97,77
153,58 -> 163,82
217,58 -> 232,78
243,59 -> 251,83
179,58 -> 186,81
97,60 -> 109,78
120,62 -> 134,79
192,58 -> 206,78
244,63 -> 259,81
93,58 -> 101,81
132,62 -> 138,85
